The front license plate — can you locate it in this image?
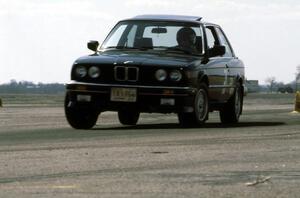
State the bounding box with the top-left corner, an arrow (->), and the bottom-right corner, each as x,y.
77,95 -> 91,102
111,88 -> 137,102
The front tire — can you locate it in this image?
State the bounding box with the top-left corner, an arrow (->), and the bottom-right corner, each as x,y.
64,94 -> 99,129
178,112 -> 196,127
178,83 -> 209,127
118,110 -> 140,125
219,83 -> 243,124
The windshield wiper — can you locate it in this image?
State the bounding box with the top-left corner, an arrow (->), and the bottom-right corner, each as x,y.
105,46 -> 199,55
105,46 -> 151,50
165,47 -> 193,55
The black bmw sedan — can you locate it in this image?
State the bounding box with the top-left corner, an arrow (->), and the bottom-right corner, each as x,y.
65,15 -> 245,129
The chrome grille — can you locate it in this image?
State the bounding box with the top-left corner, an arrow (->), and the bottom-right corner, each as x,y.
114,66 -> 139,82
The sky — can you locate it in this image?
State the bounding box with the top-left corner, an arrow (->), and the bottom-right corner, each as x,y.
1,0 -> 300,84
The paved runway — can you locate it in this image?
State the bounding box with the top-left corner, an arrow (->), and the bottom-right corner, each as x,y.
0,94 -> 299,197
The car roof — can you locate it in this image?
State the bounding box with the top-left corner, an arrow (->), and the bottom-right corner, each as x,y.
125,14 -> 203,23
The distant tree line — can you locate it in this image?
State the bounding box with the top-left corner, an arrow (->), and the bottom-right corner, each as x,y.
0,80 -> 65,94
263,77 -> 297,93
263,66 -> 300,93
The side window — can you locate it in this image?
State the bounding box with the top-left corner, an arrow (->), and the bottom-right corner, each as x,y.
215,27 -> 233,57
205,27 -> 217,49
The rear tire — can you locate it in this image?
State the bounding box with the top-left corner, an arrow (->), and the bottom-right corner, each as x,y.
118,110 -> 140,125
219,83 -> 243,124
64,94 -> 99,129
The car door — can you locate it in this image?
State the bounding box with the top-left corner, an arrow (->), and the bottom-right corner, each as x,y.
204,25 -> 230,101
215,27 -> 243,100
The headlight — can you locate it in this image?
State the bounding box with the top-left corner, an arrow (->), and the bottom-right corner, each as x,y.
170,70 -> 182,81
155,69 -> 167,81
75,66 -> 87,78
88,66 -> 100,78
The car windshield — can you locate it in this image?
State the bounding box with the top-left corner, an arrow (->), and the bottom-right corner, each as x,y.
101,20 -> 204,55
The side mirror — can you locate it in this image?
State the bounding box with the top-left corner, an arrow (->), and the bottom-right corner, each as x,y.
208,45 -> 226,57
87,40 -> 99,52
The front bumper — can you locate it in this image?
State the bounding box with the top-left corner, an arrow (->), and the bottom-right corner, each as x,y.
66,81 -> 197,113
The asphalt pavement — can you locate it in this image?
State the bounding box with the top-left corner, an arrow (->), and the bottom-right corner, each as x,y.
0,95 -> 299,198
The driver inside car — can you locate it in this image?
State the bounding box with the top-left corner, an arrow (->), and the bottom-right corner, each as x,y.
176,27 -> 197,53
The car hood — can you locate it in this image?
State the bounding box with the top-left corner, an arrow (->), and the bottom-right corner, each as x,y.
75,51 -> 203,68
